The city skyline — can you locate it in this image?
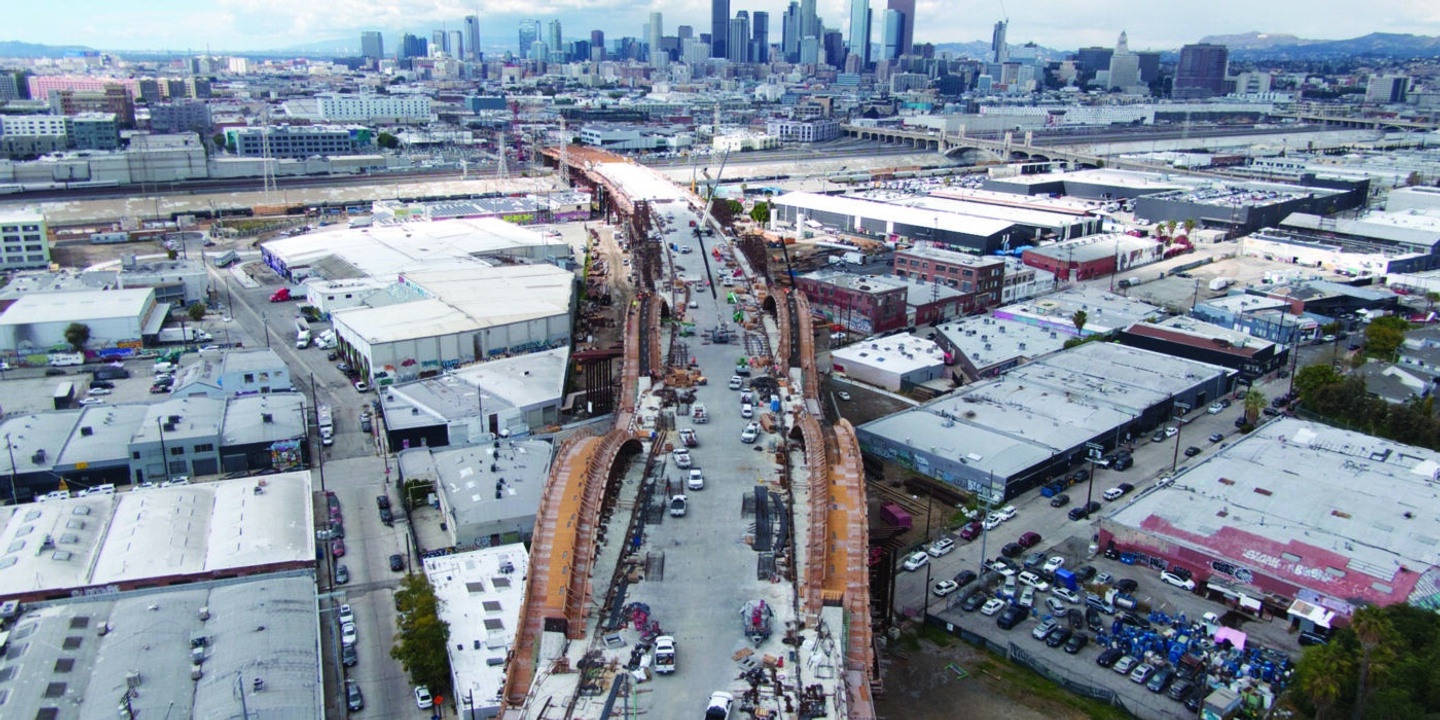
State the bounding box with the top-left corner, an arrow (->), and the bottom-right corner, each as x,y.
6,0 -> 1439,54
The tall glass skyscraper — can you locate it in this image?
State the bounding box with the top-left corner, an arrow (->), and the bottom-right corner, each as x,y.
847,0 -> 871,67
711,0 -> 731,59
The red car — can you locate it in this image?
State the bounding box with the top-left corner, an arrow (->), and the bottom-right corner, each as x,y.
959,521 -> 983,541
331,538 -> 346,558
1017,531 -> 1042,549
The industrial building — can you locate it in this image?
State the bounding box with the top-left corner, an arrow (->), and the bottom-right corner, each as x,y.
884,191 -> 1102,241
398,439 -> 552,550
856,341 -> 1236,501
1118,316 -> 1287,381
796,270 -> 968,335
332,263 -> 574,386
260,216 -> 573,281
892,246 -> 1005,309
772,192 -> 1019,254
424,545 -> 529,719
933,314 -> 1068,381
391,192 -> 592,225
0,392 -> 308,500
992,286 -> 1165,338
1102,419 -> 1440,624
1192,293 -> 1320,346
378,347 -> 569,450
224,124 -> 373,159
170,347 -> 293,398
830,333 -> 947,392
1247,209 -> 1440,274
0,574 -> 323,719
0,208 -> 50,271
1020,232 -> 1163,282
0,472 -> 315,602
0,287 -> 165,359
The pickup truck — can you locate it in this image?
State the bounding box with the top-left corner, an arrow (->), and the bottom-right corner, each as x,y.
691,403 -> 708,423
678,428 -> 698,447
653,636 -> 676,674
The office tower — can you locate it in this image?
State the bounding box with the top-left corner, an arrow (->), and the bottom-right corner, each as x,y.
728,12 -> 750,63
464,16 -> 481,60
649,12 -> 667,67
546,20 -> 563,56
1075,46 -> 1112,74
886,0 -> 914,56
991,20 -> 1007,64
1174,43 -> 1229,99
591,30 -> 606,60
782,2 -> 801,61
800,0 -> 819,40
881,9 -> 902,60
1105,31 -> 1141,90
823,29 -> 845,67
400,34 -> 427,60
751,12 -> 769,64
678,25 -> 693,40
1136,51 -> 1161,84
360,31 -> 383,60
800,35 -> 820,64
519,20 -> 539,56
433,31 -> 447,55
847,0 -> 871,67
711,0 -> 730,59
1366,74 -> 1410,103
450,31 -> 464,59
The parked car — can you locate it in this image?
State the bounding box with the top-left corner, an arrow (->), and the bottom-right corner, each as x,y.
1044,597 -> 1067,614
1042,556 -> 1065,573
669,495 -> 688,517
1209,432 -> 1225,443
996,505 -> 1018,521
1160,569 -> 1196,590
1063,632 -> 1089,654
334,564 -> 350,584
1184,446 -> 1202,457
1096,647 -> 1125,668
338,604 -> 355,626
953,570 -> 978,588
1049,493 -> 1070,508
340,622 -> 357,647
1000,542 -> 1023,558
1103,487 -> 1125,501
389,553 -> 405,572
1114,578 -> 1139,594
414,686 -> 434,709
927,537 -> 955,557
1147,668 -> 1175,693
981,598 -> 1006,616
1017,571 -> 1050,592
902,551 -> 929,572
959,521 -> 983,540
1113,655 -> 1138,674
1052,587 -> 1081,604
1017,531 -> 1042,548
687,468 -> 705,490
1045,626 -> 1074,648
1031,618 -> 1058,640
961,592 -> 988,612
1022,551 -> 1046,570
342,643 -> 358,667
932,580 -> 959,597
1130,663 -> 1156,684
346,679 -> 364,711
996,604 -> 1027,630
1068,506 -> 1090,521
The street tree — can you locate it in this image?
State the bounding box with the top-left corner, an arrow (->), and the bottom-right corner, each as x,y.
63,323 -> 90,351
1294,364 -> 1343,404
391,572 -> 452,700
187,302 -> 207,322
1364,316 -> 1410,359
1071,309 -> 1087,335
1243,388 -> 1266,424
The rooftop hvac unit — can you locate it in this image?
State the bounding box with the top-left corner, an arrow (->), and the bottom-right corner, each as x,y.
163,423 -> 176,432
198,606 -> 210,621
126,671 -> 142,689
31,449 -> 46,464
190,664 -> 203,681
985,344 -> 992,351
168,415 -> 180,424
261,413 -> 273,423
80,427 -> 93,436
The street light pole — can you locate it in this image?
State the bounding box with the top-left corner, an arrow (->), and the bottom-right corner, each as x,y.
920,492 -> 935,619
4,433 -> 19,505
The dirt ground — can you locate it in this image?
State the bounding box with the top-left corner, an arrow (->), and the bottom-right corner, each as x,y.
875,636 -> 1090,720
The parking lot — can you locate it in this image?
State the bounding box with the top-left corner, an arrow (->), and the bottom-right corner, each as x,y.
887,375 -> 1306,719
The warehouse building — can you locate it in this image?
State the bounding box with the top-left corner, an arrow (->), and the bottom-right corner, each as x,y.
425,545 -> 529,720
886,192 -> 1102,241
772,192 -> 1019,255
332,264 -> 574,386
398,439 -> 552,550
992,286 -> 1165,338
260,216 -> 573,281
170,347 -> 293,398
1102,419 -> 1440,624
224,124 -> 373,158
1119,316 -> 1287,381
0,472 -> 315,602
892,247 -> 1005,310
933,314 -> 1068,381
1252,209 -> 1440,274
379,347 -> 569,451
1191,294 -> 1320,346
0,208 -> 51,271
830,333 -> 947,392
856,341 -> 1236,502
0,287 -> 165,359
0,575 -> 323,720
1020,232 -> 1163,282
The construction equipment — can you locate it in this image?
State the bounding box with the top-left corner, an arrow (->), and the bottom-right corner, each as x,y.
741,599 -> 773,644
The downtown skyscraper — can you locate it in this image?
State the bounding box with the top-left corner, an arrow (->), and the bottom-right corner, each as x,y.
886,0 -> 914,57
711,0 -> 730,59
847,0 -> 871,67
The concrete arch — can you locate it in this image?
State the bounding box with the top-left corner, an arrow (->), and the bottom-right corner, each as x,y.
658,298 -> 671,321
1009,150 -> 1033,162
1028,154 -> 1052,163
762,294 -> 779,318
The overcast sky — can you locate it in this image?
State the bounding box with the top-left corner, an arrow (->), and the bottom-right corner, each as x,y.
11,0 -> 1440,53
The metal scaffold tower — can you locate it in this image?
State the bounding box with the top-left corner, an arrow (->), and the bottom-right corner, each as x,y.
496,131 -> 509,180
260,107 -> 276,200
557,116 -> 570,188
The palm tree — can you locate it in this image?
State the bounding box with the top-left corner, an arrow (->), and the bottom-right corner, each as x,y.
1243,388 -> 1266,425
1299,643 -> 1348,720
1350,605 -> 1398,720
1071,310 -> 1088,336
1182,218 -> 1197,236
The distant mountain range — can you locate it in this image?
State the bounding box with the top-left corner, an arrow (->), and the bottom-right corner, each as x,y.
2,31 -> 1437,61
1198,32 -> 1440,59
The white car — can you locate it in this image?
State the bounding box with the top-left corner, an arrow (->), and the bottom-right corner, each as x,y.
163,477 -> 190,487
1042,556 -> 1065,573
1160,570 -> 1197,591
1017,571 -> 1050,592
1044,596 -> 1067,614
687,469 -> 705,491
836,390 -> 851,401
414,685 -> 434,709
1207,402 -> 1225,414
672,449 -> 693,469
78,397 -> 106,406
1164,426 -> 1178,438
996,505 -> 1018,521
669,495 -> 688,517
981,598 -> 1006,616
932,580 -> 960,597
927,538 -> 955,557
986,559 -> 1016,577
740,422 -> 759,444
901,551 -> 929,572
982,514 -> 1003,531
705,691 -> 734,719
1103,487 -> 1125,501
740,403 -> 754,418
340,622 -> 357,647
728,375 -> 744,390
86,387 -> 112,396
338,604 -> 354,626
1051,587 -> 1081,604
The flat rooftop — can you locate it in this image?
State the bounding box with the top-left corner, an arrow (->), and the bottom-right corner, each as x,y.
379,347 -> 569,432
1023,232 -> 1158,262
0,574 -> 322,720
1134,316 -> 1279,354
424,545 -> 530,718
776,191 -> 1014,236
401,439 -> 552,534
886,192 -> 1092,230
1107,418 -> 1440,607
832,333 -> 946,375
0,288 -> 153,325
859,342 -> 1234,479
335,264 -> 574,344
994,286 -> 1166,336
989,167 -> 1187,193
0,472 -> 315,601
261,216 -> 570,279
936,315 -> 1068,370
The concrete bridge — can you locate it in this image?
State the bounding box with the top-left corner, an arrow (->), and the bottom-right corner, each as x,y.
1268,112 -> 1439,133
840,124 -> 1108,168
